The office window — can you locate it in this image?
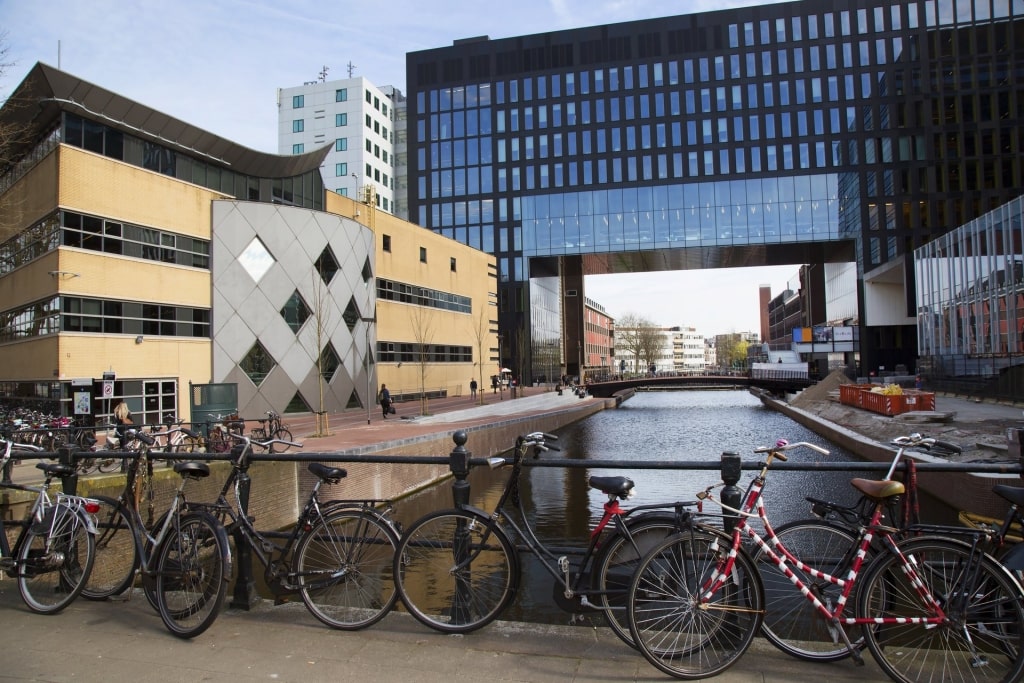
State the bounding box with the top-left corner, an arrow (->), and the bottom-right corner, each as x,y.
419,247 -> 427,263
292,119 -> 304,133
292,95 -> 304,108
335,162 -> 348,176
335,113 -> 348,126
292,143 -> 304,154
365,114 -> 372,127
383,234 -> 391,252
336,138 -> 347,152
365,90 -> 372,103
335,88 -> 347,102
450,257 -> 457,272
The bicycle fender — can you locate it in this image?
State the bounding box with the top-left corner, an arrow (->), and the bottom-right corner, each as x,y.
1001,542 -> 1024,571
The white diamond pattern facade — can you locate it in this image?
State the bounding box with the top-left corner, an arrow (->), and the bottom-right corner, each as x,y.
212,201 -> 375,416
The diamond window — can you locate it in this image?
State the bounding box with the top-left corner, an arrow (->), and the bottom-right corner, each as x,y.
315,246 -> 339,284
240,341 -> 275,386
280,290 -> 310,332
319,343 -> 340,382
239,238 -> 274,282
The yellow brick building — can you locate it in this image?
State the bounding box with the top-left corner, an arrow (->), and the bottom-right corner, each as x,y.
0,63 -> 496,425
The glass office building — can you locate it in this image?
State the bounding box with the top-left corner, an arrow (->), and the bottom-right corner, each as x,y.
915,195 -> 1023,396
406,1 -> 1024,381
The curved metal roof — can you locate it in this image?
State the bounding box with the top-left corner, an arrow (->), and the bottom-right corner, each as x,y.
4,62 -> 330,178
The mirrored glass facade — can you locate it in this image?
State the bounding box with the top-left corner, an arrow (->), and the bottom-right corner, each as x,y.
915,195 -> 1024,362
407,0 -> 1024,377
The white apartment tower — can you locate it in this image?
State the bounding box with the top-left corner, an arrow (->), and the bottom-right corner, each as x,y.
278,76 -> 405,216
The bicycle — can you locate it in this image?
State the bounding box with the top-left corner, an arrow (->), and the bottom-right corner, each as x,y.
189,432 -> 401,629
81,430 -> 232,638
0,438 -> 99,614
625,439 -> 1024,681
147,417 -> 201,466
756,433 -> 1024,663
393,431 -> 694,644
247,411 -> 293,453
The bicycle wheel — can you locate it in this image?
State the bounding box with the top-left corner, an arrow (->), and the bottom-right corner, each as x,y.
295,508 -> 400,630
269,428 -> 293,453
176,436 -> 201,454
97,457 -> 121,474
751,519 -> 863,662
592,514 -> 679,648
628,528 -> 764,680
17,504 -> 96,614
76,458 -> 97,475
81,495 -> 139,600
858,536 -> 1024,683
154,511 -> 231,638
394,509 -> 518,633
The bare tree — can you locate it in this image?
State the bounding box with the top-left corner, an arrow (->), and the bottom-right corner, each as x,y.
0,35 -> 34,236
468,309 -> 493,405
615,313 -> 659,374
409,304 -> 435,415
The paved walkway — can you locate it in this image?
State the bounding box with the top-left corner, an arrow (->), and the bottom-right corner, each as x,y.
0,583 -> 892,683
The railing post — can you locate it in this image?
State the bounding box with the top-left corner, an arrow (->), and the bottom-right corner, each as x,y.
58,444 -> 79,495
448,430 -> 471,624
720,451 -> 742,534
230,465 -> 260,610
449,430 -> 470,507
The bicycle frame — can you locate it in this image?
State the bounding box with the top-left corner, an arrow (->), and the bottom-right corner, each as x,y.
452,435 -> 690,611
188,434 -> 397,595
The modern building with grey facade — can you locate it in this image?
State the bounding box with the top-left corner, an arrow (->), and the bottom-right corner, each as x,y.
404,0 -> 1024,383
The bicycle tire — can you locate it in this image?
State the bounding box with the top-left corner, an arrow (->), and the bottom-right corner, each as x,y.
628,528 -> 764,680
154,511 -> 231,638
17,504 -> 96,614
394,509 -> 518,633
269,428 -> 293,453
295,508 -> 400,630
82,495 -> 139,600
858,535 -> 1024,683
76,458 -> 98,475
592,513 -> 679,649
751,519 -> 863,662
97,458 -> 121,474
176,436 -> 201,454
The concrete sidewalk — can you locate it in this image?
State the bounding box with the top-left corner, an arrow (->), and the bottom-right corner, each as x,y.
0,584 -> 892,683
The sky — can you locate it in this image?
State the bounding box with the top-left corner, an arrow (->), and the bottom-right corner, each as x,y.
1,0 -> 795,335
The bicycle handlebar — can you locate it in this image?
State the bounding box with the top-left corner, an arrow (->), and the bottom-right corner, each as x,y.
752,440 -> 830,462
891,433 -> 962,455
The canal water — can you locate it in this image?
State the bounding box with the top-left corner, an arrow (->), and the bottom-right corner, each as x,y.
389,390 -> 957,625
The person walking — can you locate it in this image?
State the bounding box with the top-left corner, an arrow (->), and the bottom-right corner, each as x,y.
377,384 -> 392,419
469,378 -> 478,400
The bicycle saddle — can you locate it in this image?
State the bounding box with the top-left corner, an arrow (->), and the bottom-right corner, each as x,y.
993,485 -> 1024,507
308,462 -> 347,484
850,477 -> 905,500
37,462 -> 75,477
588,475 -> 635,498
173,461 -> 210,478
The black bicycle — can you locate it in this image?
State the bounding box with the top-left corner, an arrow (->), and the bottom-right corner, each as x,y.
188,432 -> 402,630
82,430 -> 232,638
393,431 -> 693,643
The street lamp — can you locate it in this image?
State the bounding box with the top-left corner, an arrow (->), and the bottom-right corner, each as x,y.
362,315 -> 376,425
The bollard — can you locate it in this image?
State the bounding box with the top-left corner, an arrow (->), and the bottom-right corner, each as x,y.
720,451 -> 742,534
449,430 -> 470,507
448,430 -> 471,624
57,444 -> 80,496
230,447 -> 260,610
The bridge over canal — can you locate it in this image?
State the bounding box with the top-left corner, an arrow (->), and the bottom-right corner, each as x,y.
585,372 -> 814,398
